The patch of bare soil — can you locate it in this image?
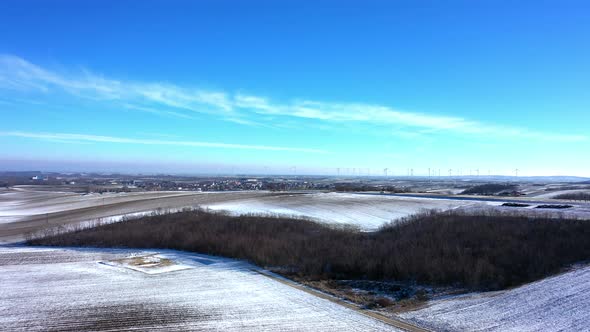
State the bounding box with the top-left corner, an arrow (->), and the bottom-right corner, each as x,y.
113,254 -> 174,269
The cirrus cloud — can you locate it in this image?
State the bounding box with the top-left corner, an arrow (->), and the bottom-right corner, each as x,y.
0,54 -> 586,143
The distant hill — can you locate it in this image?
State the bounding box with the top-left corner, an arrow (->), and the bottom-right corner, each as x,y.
450,175 -> 590,183
0,171 -> 43,177
462,183 -> 518,195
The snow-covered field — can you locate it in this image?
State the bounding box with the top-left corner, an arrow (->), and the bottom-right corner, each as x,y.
0,188 -> 269,217
0,189 -> 280,243
399,265 -> 590,331
0,246 -> 400,331
2,186 -> 590,331
530,189 -> 590,199
203,192 -> 477,230
4,186 -> 590,244
4,245 -> 588,331
0,188 -> 481,242
3,186 -> 590,243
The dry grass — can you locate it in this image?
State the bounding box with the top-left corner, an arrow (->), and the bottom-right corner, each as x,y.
289,277 -> 430,313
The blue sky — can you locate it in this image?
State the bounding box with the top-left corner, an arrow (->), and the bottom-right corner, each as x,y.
1,0 -> 589,176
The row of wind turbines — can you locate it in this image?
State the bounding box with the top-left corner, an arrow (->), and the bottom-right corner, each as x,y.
333,167 -> 520,177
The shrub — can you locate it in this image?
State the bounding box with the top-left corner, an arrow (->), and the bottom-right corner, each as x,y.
502,203 -> 530,207
535,204 -> 573,209
374,297 -> 394,308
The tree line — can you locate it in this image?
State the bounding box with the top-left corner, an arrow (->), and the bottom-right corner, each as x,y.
29,208 -> 590,290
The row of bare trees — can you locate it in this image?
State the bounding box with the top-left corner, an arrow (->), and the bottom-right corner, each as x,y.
554,192 -> 590,202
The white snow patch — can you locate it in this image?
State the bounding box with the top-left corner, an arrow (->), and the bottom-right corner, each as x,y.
0,246 -> 400,331
399,265 -> 590,331
204,192 -> 476,230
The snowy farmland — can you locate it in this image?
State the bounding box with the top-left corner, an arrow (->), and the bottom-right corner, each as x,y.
399,265 -> 590,332
0,189 -> 281,243
2,186 -> 590,331
0,246 -> 401,331
0,187 -> 482,242
3,247 -> 589,332
0,188 -> 278,218
202,192 -> 479,230
4,186 -> 590,244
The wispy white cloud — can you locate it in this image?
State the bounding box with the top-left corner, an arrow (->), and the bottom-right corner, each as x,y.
0,54 -> 233,116
121,103 -> 196,120
0,54 -> 586,142
0,131 -> 328,153
232,95 -> 587,142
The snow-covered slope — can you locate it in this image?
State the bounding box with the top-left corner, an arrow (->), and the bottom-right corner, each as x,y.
399,265 -> 590,331
0,246 -> 400,331
204,192 -> 475,230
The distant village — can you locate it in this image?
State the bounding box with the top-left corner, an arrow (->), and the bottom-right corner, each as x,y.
0,171 -> 336,193
2,171 -> 570,197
